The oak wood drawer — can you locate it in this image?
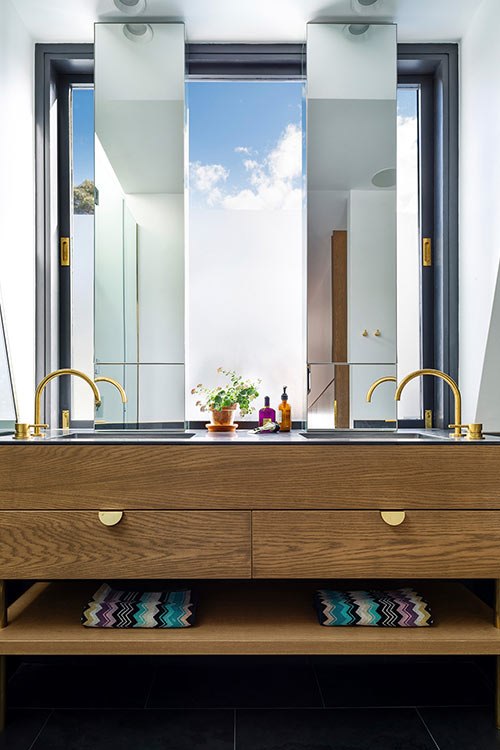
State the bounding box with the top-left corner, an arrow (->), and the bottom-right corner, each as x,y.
2,445 -> 500,510
0,511 -> 251,579
252,510 -> 500,578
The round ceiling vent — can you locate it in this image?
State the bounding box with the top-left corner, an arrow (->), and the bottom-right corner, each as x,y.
348,24 -> 370,35
351,0 -> 384,13
123,23 -> 154,43
113,0 -> 146,16
371,168 -> 396,188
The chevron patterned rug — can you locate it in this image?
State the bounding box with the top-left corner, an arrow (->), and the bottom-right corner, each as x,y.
81,584 -> 198,628
314,587 -> 433,627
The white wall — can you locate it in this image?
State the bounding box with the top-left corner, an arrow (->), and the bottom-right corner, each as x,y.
460,0 -> 500,427
0,0 -> 34,422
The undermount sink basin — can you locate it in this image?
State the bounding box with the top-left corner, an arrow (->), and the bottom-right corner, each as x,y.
52,430 -> 195,440
300,430 -> 445,441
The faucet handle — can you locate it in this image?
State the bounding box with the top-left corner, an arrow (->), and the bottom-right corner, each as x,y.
448,423 -> 467,438
449,423 -> 483,440
13,423 -> 49,440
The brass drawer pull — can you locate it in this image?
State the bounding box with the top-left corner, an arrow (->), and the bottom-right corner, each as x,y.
380,510 -> 406,526
98,511 -> 123,527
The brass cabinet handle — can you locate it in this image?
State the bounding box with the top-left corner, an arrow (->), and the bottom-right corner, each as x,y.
380,510 -> 406,526
98,511 -> 123,527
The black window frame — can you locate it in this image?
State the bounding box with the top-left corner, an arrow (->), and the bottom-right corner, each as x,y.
36,42 -> 458,430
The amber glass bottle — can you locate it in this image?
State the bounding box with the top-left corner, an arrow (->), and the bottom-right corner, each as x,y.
278,386 -> 291,431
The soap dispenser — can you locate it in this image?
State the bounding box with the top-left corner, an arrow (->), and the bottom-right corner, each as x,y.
278,386 -> 291,431
259,396 -> 276,427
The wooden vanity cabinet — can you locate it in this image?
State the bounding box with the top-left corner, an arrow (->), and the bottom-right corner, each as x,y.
2,442 -> 500,729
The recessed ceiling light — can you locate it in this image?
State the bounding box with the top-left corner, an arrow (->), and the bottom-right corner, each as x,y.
114,0 -> 146,16
123,23 -> 154,43
351,0 -> 383,12
348,24 -> 370,35
371,168 -> 396,188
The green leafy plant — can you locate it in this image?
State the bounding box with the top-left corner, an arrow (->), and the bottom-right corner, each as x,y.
191,368 -> 261,416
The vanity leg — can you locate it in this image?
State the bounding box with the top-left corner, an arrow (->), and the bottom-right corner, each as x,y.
0,656 -> 5,731
495,581 -> 500,730
0,581 -> 6,731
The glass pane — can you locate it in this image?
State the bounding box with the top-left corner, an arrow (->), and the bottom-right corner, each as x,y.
396,85 -> 421,419
94,363 -> 184,427
186,81 -> 306,424
71,86 -> 95,421
307,363 -> 397,430
0,304 -> 17,429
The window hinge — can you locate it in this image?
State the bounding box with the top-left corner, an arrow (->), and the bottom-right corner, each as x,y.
60,237 -> 70,266
61,409 -> 70,430
425,409 -> 433,429
423,237 -> 432,267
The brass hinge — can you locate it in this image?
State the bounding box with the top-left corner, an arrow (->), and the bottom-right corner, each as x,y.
60,237 -> 70,266
423,237 -> 432,267
425,409 -> 433,429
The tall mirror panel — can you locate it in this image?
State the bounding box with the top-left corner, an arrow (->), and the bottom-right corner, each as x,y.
306,22 -> 397,428
94,22 -> 185,426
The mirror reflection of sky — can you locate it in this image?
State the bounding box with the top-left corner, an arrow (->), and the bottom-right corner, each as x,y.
72,88 -> 94,186
188,81 -> 304,210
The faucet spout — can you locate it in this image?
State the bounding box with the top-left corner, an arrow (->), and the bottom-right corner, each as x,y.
33,369 -> 101,436
94,376 -> 128,403
395,368 -> 462,438
366,376 -> 397,403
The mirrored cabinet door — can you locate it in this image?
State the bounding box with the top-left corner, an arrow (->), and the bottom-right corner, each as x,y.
307,22 -> 397,364
94,22 -> 185,425
306,22 -> 397,428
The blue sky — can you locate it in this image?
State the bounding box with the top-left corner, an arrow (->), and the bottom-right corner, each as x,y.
72,88 -> 94,186
188,81 -> 304,210
397,86 -> 418,120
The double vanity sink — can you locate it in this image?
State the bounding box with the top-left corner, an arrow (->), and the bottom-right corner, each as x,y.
5,427 -> 496,443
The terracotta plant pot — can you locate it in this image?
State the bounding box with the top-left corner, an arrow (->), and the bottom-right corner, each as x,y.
207,405 -> 238,432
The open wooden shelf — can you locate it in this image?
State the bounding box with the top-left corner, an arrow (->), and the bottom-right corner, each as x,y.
1,580 -> 499,656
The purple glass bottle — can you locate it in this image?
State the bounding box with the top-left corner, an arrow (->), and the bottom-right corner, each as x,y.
259,396 -> 276,427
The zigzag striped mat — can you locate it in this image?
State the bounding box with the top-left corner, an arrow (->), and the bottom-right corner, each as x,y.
314,587 -> 433,627
81,584 -> 197,628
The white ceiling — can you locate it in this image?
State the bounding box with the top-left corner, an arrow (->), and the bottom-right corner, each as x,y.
10,0 -> 483,44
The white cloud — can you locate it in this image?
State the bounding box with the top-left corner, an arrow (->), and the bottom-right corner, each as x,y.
190,123 -> 302,211
223,123 -> 302,210
397,115 -> 418,214
190,161 -> 229,193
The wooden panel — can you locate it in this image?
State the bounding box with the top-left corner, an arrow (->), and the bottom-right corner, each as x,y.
253,510 -> 500,578
334,364 -> 349,429
332,230 -> 347,362
0,511 -> 250,579
2,445 -> 500,510
1,580 -> 500,655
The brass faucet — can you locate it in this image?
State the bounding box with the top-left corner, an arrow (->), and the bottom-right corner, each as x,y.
94,377 -> 128,403
394,368 -> 463,438
366,376 -> 397,403
31,369 -> 101,437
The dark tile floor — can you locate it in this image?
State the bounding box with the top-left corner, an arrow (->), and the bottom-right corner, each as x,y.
0,656 -> 497,749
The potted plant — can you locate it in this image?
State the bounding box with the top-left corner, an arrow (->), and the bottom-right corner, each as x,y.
192,368 -> 261,432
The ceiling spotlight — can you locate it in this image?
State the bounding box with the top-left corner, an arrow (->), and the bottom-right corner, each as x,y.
123,23 -> 154,43
371,168 -> 396,188
114,0 -> 146,15
348,24 -> 370,35
351,0 -> 383,13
